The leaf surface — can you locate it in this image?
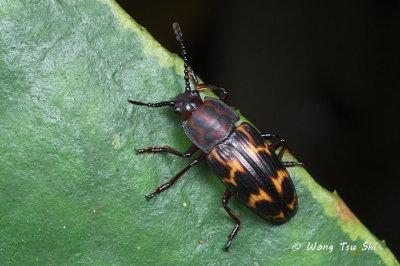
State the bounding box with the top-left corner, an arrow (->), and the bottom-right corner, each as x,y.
0,1 -> 398,264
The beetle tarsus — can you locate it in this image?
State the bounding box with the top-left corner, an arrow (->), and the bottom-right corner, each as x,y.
188,70 -> 199,85
262,133 -> 304,167
283,161 -> 304,167
145,193 -> 156,201
223,223 -> 240,251
221,189 -> 242,251
145,154 -> 206,200
223,240 -> 232,251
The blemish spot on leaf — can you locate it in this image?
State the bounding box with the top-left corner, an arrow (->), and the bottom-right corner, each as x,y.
336,198 -> 358,223
112,132 -> 122,149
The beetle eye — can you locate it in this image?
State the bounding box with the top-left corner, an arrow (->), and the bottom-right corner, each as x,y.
174,107 -> 180,114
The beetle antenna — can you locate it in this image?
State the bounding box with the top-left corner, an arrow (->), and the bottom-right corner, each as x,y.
173,22 -> 191,92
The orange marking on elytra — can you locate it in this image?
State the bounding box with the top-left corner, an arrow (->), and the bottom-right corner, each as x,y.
222,159 -> 246,187
222,175 -> 238,187
287,192 -> 297,210
247,188 -> 273,208
237,125 -> 272,157
244,143 -> 273,164
271,169 -> 289,195
210,149 -> 245,187
256,143 -> 272,156
265,209 -> 285,220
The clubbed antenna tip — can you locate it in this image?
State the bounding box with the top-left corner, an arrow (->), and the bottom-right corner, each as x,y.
172,22 -> 191,92
173,22 -> 182,42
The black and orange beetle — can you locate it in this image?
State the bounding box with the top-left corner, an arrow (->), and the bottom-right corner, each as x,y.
128,23 -> 303,251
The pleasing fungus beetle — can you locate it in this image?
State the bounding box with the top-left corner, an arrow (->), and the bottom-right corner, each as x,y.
128,22 -> 303,251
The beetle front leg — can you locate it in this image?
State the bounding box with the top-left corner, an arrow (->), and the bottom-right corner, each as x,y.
137,144 -> 198,158
145,154 -> 206,200
222,189 -> 242,251
189,70 -> 228,102
188,70 -> 200,85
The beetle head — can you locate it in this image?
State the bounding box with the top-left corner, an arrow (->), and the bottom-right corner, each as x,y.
173,90 -> 203,119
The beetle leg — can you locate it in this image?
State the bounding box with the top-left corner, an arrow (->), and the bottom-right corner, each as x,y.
196,85 -> 228,102
189,71 -> 228,102
262,134 -> 303,167
136,144 -> 198,158
262,133 -> 288,159
261,133 -> 287,158
269,138 -> 288,159
283,161 -> 304,167
261,133 -> 282,140
145,154 -> 206,200
128,99 -> 175,108
188,70 -> 200,85
270,138 -> 303,167
222,189 -> 242,251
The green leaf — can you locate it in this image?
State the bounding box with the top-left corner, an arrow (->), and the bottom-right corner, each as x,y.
0,0 -> 398,265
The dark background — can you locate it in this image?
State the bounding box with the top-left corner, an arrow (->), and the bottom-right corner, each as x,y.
116,0 -> 400,258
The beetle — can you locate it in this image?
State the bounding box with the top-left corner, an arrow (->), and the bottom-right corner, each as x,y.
128,22 -> 303,251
